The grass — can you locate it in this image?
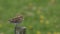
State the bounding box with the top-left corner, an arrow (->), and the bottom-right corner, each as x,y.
0,0 -> 60,34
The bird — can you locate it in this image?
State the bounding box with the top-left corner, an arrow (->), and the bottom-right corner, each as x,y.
8,15 -> 24,23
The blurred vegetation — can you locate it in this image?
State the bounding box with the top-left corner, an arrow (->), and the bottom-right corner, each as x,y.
0,0 -> 60,34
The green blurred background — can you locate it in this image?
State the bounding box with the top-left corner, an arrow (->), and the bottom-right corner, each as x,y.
0,0 -> 60,34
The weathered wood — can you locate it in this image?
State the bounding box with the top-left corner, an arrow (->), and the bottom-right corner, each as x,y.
15,26 -> 26,34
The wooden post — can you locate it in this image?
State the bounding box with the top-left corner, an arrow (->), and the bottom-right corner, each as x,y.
15,26 -> 26,34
